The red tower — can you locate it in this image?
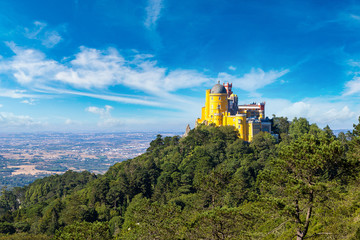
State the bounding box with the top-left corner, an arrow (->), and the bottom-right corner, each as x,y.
223,82 -> 233,97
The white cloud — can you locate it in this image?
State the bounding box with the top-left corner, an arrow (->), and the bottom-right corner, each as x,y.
24,21 -> 62,48
21,98 -> 36,105
0,89 -> 39,99
2,42 -> 64,85
163,69 -> 208,92
0,104 -> 2,108
0,44 -> 209,98
65,119 -> 72,125
0,112 -> 41,128
228,66 -> 236,71
144,0 -> 163,29
0,43 -> 295,121
86,105 -> 123,128
86,105 -> 113,116
343,59 -> 360,96
42,30 -> 62,48
343,76 -> 360,95
264,97 -> 357,129
217,68 -> 290,93
24,21 -> 47,39
38,86 -> 166,107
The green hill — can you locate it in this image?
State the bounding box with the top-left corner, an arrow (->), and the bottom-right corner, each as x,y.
0,117 -> 360,240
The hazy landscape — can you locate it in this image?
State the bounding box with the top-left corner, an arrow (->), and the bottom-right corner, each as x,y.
0,132 -> 180,189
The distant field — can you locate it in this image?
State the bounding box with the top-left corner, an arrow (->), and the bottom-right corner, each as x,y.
0,132 -> 181,189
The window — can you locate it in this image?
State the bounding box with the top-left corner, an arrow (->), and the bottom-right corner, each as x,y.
219,97 -> 221,100
211,97 -> 213,100
233,118 -> 235,121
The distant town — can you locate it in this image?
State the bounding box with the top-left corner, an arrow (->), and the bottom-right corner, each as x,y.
0,132 -> 181,189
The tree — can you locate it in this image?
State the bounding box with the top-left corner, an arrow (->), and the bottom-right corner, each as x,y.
119,195 -> 184,240
0,222 -> 15,234
259,133 -> 349,240
323,125 -> 335,139
272,115 -> 290,135
196,167 -> 231,208
53,221 -> 112,240
186,207 -> 253,240
348,117 -> 360,160
147,134 -> 164,152
289,117 -> 310,139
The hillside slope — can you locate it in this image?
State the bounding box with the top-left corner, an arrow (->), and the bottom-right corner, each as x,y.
0,118 -> 360,239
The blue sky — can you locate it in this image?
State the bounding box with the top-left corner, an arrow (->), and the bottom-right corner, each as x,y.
0,0 -> 360,132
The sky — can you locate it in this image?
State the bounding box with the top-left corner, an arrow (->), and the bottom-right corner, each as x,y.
0,0 -> 360,132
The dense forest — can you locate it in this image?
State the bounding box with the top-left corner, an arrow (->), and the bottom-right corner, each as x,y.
0,116 -> 360,239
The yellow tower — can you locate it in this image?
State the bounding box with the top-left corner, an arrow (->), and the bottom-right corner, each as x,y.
207,83 -> 227,124
196,82 -> 271,142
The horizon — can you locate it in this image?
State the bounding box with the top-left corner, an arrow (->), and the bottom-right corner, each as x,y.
1,0 -> 360,132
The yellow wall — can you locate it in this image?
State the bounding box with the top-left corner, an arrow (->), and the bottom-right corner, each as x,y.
201,107 -> 205,121
209,93 -> 227,117
222,113 -> 247,140
197,87 -> 265,142
205,89 -> 210,120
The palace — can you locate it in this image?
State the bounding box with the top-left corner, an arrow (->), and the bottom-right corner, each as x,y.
196,82 -> 271,142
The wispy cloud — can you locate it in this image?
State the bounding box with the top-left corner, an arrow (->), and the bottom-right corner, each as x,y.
86,105 -> 113,116
24,21 -> 63,48
0,44 -> 209,103
21,98 -> 36,105
0,112 -> 42,128
0,89 -> 39,99
0,43 -> 291,117
144,0 -> 163,29
343,76 -> 360,96
217,68 -> 290,93
343,59 -> 360,96
2,42 -> 64,85
86,105 -> 123,128
24,21 -> 46,39
228,66 -> 236,71
350,14 -> 360,21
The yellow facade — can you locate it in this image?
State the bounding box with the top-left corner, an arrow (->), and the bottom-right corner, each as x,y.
196,82 -> 270,142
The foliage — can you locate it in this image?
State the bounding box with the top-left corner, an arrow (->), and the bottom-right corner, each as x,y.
259,133 -> 349,239
0,119 -> 359,239
53,221 -> 112,240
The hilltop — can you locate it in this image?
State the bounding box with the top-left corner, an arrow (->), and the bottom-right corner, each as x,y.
0,116 -> 359,239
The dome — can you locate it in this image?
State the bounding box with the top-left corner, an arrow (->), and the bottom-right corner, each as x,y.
211,84 -> 227,94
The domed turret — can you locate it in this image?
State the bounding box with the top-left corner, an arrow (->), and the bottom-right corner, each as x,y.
211,84 -> 227,94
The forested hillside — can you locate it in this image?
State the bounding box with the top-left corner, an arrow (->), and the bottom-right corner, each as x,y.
0,116 -> 360,239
